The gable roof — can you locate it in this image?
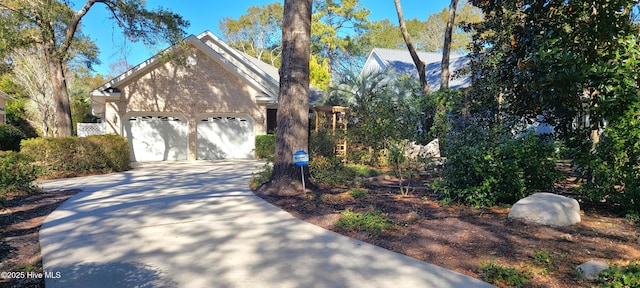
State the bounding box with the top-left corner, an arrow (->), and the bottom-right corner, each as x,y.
0,90 -> 14,101
91,31 -> 326,115
90,31 -> 284,114
361,47 -> 471,90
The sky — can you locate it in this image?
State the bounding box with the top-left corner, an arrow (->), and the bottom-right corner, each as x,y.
72,1 -> 454,76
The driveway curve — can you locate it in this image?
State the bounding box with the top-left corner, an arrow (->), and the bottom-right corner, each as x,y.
39,161 -> 493,288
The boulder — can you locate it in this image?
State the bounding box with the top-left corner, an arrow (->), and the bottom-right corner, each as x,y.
576,261 -> 609,281
508,193 -> 581,226
404,139 -> 440,160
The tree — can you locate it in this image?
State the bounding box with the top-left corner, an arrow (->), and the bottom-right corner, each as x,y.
440,0 -> 459,89
312,0 -> 371,77
0,0 -> 188,137
393,0 -> 429,94
219,3 -> 283,66
258,0 -> 313,196
9,48 -> 56,136
418,0 -> 481,53
466,0 -> 639,209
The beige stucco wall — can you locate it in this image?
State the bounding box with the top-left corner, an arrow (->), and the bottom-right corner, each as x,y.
103,49 -> 267,160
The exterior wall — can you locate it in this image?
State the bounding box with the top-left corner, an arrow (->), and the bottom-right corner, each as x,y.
104,49 -> 267,160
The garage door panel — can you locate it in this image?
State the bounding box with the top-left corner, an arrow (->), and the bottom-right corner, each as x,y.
197,116 -> 254,160
126,115 -> 188,162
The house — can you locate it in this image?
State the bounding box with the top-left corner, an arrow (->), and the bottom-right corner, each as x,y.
0,90 -> 13,125
90,31 -> 323,162
361,47 -> 470,90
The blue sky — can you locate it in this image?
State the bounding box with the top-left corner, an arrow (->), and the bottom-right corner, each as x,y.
73,1 -> 454,76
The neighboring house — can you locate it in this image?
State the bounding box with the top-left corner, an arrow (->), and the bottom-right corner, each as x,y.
0,90 -> 14,125
361,47 -> 470,90
90,31 -> 322,162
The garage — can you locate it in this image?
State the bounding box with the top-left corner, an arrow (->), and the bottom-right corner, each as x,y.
197,115 -> 254,160
125,115 -> 188,162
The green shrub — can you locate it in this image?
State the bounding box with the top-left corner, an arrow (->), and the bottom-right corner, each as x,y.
21,135 -> 130,178
582,118 -> 640,213
0,124 -> 26,151
310,130 -> 338,159
598,261 -> 640,287
336,209 -> 392,236
480,259 -> 531,287
0,151 -> 41,198
255,134 -> 276,160
309,155 -> 355,187
250,163 -> 273,190
439,122 -> 559,207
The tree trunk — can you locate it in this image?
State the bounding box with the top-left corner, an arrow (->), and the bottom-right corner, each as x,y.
48,59 -> 73,137
393,0 -> 429,94
257,0 -> 313,196
441,0 -> 459,90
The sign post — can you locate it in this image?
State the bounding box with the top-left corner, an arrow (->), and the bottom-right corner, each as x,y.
293,150 -> 309,193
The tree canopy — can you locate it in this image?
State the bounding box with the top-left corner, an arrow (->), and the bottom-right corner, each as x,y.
0,0 -> 189,136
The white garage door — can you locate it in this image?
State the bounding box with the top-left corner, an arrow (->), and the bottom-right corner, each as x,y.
125,115 -> 188,162
197,116 -> 254,160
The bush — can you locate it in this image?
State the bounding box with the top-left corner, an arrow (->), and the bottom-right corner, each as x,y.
0,124 -> 26,151
309,155 -> 355,187
255,134 -> 276,160
582,119 -> 640,213
21,135 -> 130,178
598,261 -> 640,287
310,130 -> 338,159
250,162 -> 273,190
0,151 -> 41,198
439,121 -> 559,207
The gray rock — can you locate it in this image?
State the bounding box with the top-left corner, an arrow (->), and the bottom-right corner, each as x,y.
403,139 -> 441,159
508,192 -> 581,226
576,261 -> 609,281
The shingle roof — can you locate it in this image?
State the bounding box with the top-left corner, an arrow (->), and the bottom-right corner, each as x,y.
239,51 -> 325,105
0,90 -> 14,100
367,47 -> 471,90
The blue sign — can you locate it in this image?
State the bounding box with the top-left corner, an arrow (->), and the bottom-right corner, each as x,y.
293,150 -> 309,166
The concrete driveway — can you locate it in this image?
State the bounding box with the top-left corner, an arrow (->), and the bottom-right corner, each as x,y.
39,161 -> 493,288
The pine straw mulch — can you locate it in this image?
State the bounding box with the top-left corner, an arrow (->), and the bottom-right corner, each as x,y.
0,189 -> 80,288
255,171 -> 640,288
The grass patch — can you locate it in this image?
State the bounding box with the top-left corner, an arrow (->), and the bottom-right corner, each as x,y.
336,209 -> 392,236
345,164 -> 385,177
480,259 -> 531,287
348,188 -> 367,198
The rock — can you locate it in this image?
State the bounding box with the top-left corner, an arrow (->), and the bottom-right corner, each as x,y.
403,139 -> 441,160
576,261 -> 609,281
508,192 -> 581,226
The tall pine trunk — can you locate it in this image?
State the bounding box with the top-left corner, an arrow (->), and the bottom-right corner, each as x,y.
441,0 -> 459,90
394,0 -> 429,94
258,0 -> 313,196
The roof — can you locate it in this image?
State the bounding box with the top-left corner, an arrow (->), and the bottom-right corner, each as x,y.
0,90 -> 14,101
91,31 -> 325,114
362,47 -> 471,90
239,50 -> 324,105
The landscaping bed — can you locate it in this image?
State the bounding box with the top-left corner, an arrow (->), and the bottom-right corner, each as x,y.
255,175 -> 640,287
0,189 -> 79,288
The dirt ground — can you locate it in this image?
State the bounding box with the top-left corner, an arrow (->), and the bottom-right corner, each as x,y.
0,189 -> 79,288
1,171 -> 638,288
255,173 -> 640,288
